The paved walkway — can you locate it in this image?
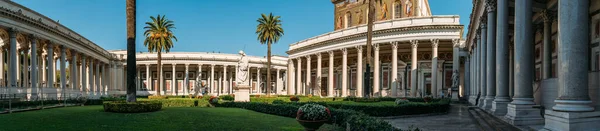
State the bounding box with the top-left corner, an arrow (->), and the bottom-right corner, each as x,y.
382,104 -> 480,131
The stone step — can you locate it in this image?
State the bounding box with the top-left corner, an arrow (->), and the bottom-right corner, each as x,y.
470,108 -> 521,131
468,107 -> 494,131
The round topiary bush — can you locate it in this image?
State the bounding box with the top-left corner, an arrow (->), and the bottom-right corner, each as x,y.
103,101 -> 162,113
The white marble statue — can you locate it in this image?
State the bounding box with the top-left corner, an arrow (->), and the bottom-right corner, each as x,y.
236,50 -> 250,86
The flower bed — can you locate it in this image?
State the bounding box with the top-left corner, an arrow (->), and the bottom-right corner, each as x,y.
216,102 -> 399,131
103,101 -> 162,113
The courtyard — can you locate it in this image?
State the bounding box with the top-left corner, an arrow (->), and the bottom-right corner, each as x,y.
0,105 -> 340,131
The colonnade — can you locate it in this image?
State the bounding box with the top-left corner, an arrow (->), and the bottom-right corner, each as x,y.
0,28 -> 117,99
464,0 -> 599,130
137,63 -> 286,96
288,39 -> 460,98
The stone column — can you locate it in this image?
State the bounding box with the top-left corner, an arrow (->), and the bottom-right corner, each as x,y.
258,67 -> 262,94
541,10 -> 554,79
197,64 -> 202,93
210,64 -> 214,94
47,43 -> 54,89
222,65 -> 227,95
171,64 -> 176,95
504,0 -> 542,125
60,46 -> 67,98
509,44 -> 514,98
145,64 -> 150,91
29,35 -> 38,98
296,58 -> 302,95
287,60 -> 293,95
183,63 -> 190,95
316,53 -> 322,96
430,39 -> 439,97
88,59 -> 94,96
7,28 -> 18,89
341,48 -> 347,97
410,40 -> 418,97
276,69 -> 280,94
478,20 -> 488,108
544,1 -> 600,130
81,56 -> 86,94
373,44 -> 380,97
249,67 -> 253,93
465,56 -> 470,99
305,56 -> 311,95
328,51 -> 334,97
96,61 -> 100,96
484,0 -> 497,111
492,0 -> 510,116
23,49 -> 29,89
391,42 -> 398,97
355,46 -> 363,97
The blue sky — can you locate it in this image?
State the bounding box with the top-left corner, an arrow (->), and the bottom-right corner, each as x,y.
13,0 -> 472,57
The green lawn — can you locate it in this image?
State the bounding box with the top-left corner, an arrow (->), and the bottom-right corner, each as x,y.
0,106 -> 341,131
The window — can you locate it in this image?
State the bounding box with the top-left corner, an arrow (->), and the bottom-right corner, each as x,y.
394,2 -> 402,18
345,12 -> 352,28
594,52 -> 600,71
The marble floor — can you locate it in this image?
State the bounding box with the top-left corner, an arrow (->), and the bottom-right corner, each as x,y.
382,104 -> 481,131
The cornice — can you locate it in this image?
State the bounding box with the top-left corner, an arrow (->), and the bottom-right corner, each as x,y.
0,2 -> 111,60
286,25 -> 463,54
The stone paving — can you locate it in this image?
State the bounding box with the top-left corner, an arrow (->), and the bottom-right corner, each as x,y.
382,104 -> 481,131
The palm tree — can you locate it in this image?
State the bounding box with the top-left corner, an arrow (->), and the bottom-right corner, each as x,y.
365,0 -> 378,97
256,13 -> 284,96
126,0 -> 136,102
143,14 -> 177,96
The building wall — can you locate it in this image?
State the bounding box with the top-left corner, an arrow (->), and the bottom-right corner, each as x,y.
332,0 -> 422,30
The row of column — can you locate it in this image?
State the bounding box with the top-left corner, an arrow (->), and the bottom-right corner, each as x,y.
1,28 -> 117,99
142,64 -> 285,95
467,0 -> 595,127
289,39 -> 458,97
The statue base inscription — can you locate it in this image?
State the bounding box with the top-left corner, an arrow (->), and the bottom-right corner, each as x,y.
234,85 -> 251,102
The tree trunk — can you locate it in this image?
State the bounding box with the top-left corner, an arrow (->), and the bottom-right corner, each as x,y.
365,0 -> 375,98
157,51 -> 162,96
126,0 -> 136,102
266,42 -> 272,96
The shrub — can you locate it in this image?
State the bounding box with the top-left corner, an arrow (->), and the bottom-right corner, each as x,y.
139,98 -> 210,107
290,96 -> 300,102
219,95 -> 235,101
395,99 -> 410,105
327,99 -> 451,116
209,96 -> 219,104
103,101 -> 162,113
353,98 -> 381,103
100,95 -> 125,101
215,102 -> 399,131
148,95 -> 168,99
272,99 -> 286,104
297,103 -> 330,121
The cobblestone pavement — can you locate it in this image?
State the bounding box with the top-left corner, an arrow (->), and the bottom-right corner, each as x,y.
382,104 -> 481,131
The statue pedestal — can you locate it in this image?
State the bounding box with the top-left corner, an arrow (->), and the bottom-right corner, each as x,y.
234,85 -> 251,102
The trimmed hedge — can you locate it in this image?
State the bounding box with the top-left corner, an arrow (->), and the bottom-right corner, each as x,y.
326,99 -> 451,116
139,98 -> 209,107
219,95 -> 235,101
103,101 -> 162,113
216,102 -> 399,131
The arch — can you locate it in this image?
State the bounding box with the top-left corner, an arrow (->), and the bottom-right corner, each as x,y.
345,11 -> 352,28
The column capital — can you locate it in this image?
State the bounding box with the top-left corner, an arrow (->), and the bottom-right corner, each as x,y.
485,0 -> 496,12
452,39 -> 461,47
8,27 -> 18,37
315,52 -> 321,57
327,50 -> 334,56
373,44 -> 380,51
171,63 -> 176,66
430,39 -> 439,48
390,42 -> 398,49
305,55 -> 311,60
296,57 -> 302,62
410,40 -> 419,48
210,64 -> 215,67
479,15 -> 487,28
185,63 -> 190,66
355,45 -> 363,52
145,63 -> 150,66
288,60 -> 293,65
340,48 -> 348,55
